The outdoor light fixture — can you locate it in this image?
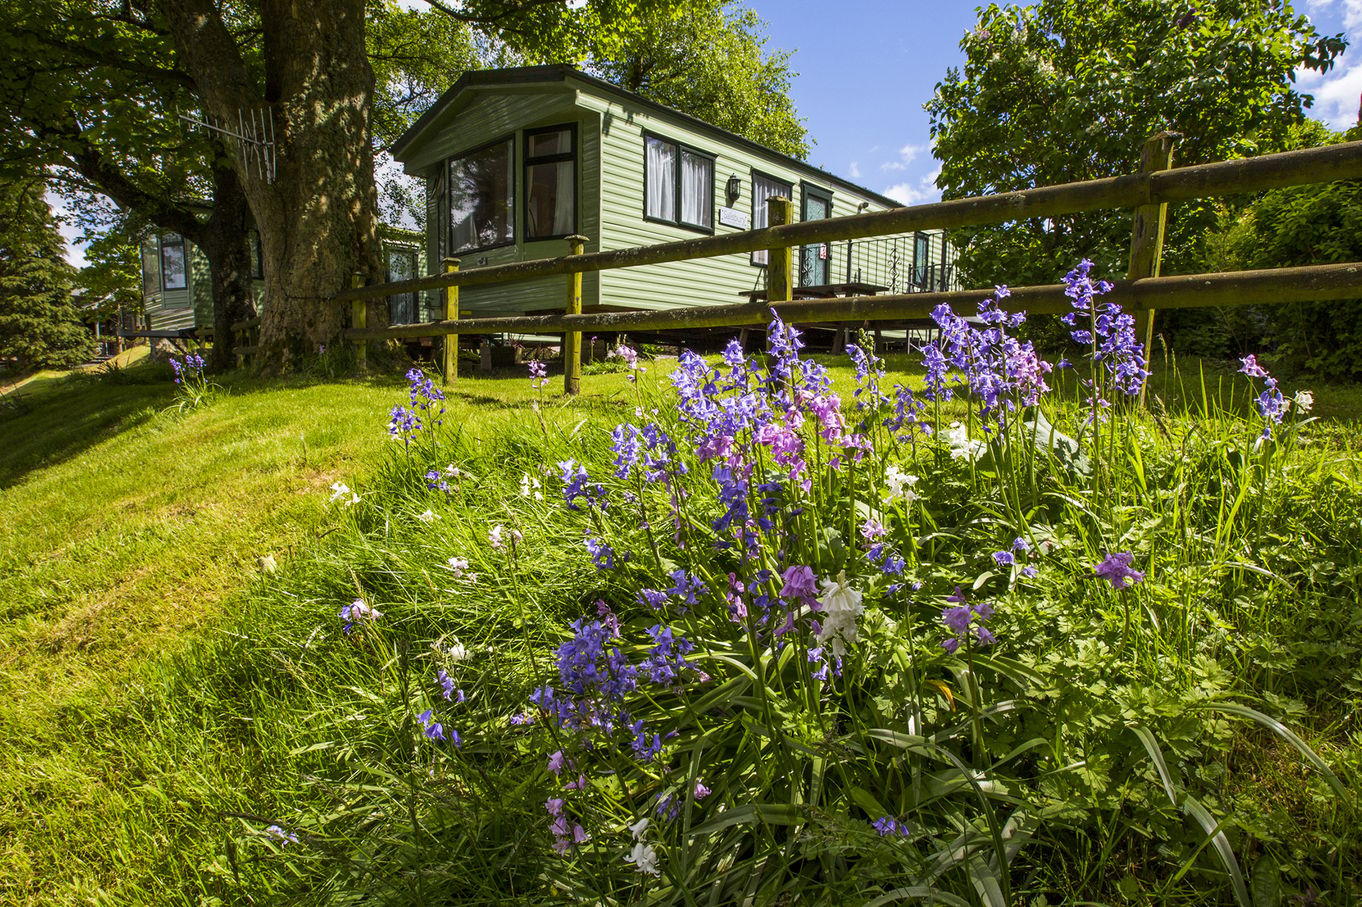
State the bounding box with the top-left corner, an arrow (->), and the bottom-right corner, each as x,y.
726,174 -> 741,206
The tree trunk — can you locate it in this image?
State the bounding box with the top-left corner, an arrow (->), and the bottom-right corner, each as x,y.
201,163 -> 255,371
161,0 -> 384,374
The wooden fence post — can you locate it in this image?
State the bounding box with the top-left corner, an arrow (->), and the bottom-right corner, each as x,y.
441,257 -> 460,385
351,272 -> 367,373
1127,131 -> 1180,394
766,196 -> 794,304
564,235 -> 588,395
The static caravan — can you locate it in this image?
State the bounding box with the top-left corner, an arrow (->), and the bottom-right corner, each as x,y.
138,228 -> 425,334
391,65 -> 960,324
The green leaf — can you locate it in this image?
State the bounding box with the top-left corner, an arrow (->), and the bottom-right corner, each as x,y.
689,803 -> 805,836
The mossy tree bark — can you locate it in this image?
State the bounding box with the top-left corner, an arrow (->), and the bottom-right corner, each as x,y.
160,0 -> 383,373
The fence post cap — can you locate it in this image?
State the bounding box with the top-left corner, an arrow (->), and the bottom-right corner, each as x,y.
441,256 -> 462,268
564,234 -> 589,246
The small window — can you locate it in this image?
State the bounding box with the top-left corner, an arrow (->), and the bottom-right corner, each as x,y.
449,137 -> 514,254
644,135 -> 713,232
751,172 -> 793,266
159,233 -> 187,291
913,233 -> 931,289
386,247 -> 419,324
525,125 -> 576,240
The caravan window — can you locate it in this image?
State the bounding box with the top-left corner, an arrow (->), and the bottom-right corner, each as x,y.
524,125 -> 576,240
644,134 -> 713,232
448,137 -> 514,254
159,233 -> 187,291
750,172 -> 792,266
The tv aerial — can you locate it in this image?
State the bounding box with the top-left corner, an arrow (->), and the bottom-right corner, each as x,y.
178,106 -> 277,184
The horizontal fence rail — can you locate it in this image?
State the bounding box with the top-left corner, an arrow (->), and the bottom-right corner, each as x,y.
335,140 -> 1362,304
343,261 -> 1362,340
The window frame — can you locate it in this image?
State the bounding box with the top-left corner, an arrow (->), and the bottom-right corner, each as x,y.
913,232 -> 931,289
642,132 -> 716,235
798,182 -> 834,287
750,170 -> 794,267
447,134 -> 517,256
522,123 -> 578,242
385,245 -> 421,325
158,232 -> 188,294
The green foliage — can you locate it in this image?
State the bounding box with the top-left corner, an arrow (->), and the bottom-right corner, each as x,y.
588,0 -> 808,158
927,0 -> 1348,288
77,226 -> 142,317
0,179 -> 92,373
1196,126 -> 1362,377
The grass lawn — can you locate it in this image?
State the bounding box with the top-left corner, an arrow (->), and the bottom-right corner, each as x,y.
0,344 -> 1359,905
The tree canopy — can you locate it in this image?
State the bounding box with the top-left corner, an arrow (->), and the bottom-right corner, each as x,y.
0,178 -> 92,373
1,0 -> 806,372
926,0 -> 1348,289
588,0 -> 807,158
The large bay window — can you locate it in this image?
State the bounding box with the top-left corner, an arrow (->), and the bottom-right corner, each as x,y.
644,134 -> 714,232
525,125 -> 576,239
449,137 -> 514,254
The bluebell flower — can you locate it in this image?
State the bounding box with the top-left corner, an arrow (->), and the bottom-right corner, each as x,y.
940,593 -> 996,653
611,424 -> 642,478
584,536 -> 615,570
1239,355 -> 1288,438
418,709 -> 447,742
558,460 -> 605,511
873,816 -> 911,837
1094,552 -> 1144,589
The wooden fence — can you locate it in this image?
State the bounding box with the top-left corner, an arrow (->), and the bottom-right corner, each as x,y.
334,135 -> 1362,395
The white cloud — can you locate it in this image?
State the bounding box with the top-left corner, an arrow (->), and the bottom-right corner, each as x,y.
882,167 -> 942,207
881,142 -> 927,171
1303,0 -> 1362,32
848,161 -> 861,179
1305,59 -> 1362,129
1297,0 -> 1362,129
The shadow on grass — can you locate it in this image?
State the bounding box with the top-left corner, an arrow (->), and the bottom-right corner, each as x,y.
0,363 -> 173,489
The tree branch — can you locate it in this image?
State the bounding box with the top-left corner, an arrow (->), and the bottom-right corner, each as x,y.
35,114 -> 207,243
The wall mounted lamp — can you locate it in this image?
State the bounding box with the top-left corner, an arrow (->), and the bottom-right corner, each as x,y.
726,174 -> 741,207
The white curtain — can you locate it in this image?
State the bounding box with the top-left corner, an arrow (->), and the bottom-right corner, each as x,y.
680,152 -> 712,228
646,138 -> 675,221
551,161 -> 574,235
751,175 -> 789,265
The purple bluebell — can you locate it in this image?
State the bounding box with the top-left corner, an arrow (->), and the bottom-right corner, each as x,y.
780,565 -> 818,605
873,817 -> 910,837
630,719 -> 663,761
1095,552 -> 1144,589
940,592 -> 997,653
558,460 -> 605,511
1239,355 -> 1287,438
584,536 -> 615,571
642,623 -> 694,685
611,424 -> 642,478
1061,260 -> 1148,405
418,709 -> 446,742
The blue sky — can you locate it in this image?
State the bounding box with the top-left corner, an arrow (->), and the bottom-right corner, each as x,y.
747,0 -> 1362,205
